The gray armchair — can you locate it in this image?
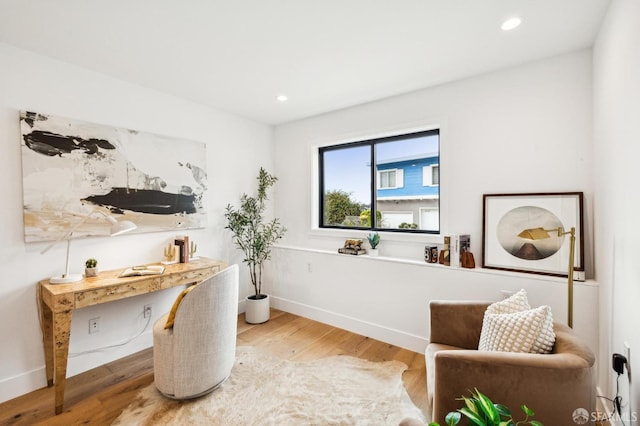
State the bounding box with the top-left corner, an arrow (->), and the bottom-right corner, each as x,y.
153,264 -> 239,399
425,300 -> 595,424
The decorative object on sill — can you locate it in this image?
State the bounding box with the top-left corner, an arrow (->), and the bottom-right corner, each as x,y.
461,251 -> 476,268
518,226 -> 576,328
189,240 -> 199,260
441,236 -> 450,266
225,167 -> 286,324
162,243 -> 178,264
425,246 -> 438,263
367,232 -> 380,256
450,234 -> 470,268
482,192 -> 584,281
40,208 -> 137,284
457,234 -> 474,268
338,239 -> 366,255
84,258 -> 98,277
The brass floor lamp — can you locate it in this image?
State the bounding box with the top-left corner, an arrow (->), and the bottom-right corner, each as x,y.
517,226 -> 576,328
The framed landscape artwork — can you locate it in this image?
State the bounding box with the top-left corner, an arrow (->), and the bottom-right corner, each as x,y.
20,111 -> 208,243
482,192 -> 584,278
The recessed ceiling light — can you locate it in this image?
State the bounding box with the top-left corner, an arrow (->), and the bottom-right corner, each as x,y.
501,17 -> 522,31
276,95 -> 288,102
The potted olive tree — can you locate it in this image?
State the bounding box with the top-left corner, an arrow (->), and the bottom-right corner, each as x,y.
224,167 -> 286,324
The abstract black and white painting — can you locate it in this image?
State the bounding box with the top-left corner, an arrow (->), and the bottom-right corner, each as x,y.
20,111 -> 208,243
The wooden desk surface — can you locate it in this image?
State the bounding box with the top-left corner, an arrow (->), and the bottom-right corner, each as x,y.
39,257 -> 227,311
38,257 -> 227,414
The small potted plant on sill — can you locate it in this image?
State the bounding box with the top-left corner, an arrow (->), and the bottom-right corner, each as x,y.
225,167 -> 286,324
367,232 -> 380,256
85,258 -> 98,277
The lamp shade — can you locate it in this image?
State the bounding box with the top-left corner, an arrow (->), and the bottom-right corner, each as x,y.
106,216 -> 137,236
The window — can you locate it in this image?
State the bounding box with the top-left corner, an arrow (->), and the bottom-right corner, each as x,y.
319,129 -> 440,233
378,169 -> 404,189
379,170 -> 396,188
423,164 -> 439,186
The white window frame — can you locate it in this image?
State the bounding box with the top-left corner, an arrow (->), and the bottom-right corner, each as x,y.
377,168 -> 404,189
422,164 -> 439,187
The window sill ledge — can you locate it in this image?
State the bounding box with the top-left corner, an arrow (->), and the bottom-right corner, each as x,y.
272,244 -> 597,286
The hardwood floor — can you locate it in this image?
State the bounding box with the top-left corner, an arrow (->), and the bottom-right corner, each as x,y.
0,309 -> 427,425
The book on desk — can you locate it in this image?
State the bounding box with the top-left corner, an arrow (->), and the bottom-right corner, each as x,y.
119,265 -> 165,277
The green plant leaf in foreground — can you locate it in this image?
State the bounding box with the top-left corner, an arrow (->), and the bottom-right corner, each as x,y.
474,389 -> 500,424
432,390 -> 542,426
494,403 -> 511,418
444,412 -> 461,425
458,407 -> 486,426
461,396 -> 477,414
520,405 -> 535,417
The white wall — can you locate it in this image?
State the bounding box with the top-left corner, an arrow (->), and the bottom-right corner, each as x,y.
593,0 -> 640,420
0,43 -> 273,403
270,51 -> 599,358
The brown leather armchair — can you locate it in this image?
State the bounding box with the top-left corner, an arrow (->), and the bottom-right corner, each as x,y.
425,300 -> 595,425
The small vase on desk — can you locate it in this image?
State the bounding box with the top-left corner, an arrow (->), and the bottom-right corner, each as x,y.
369,248 -> 379,257
85,267 -> 98,277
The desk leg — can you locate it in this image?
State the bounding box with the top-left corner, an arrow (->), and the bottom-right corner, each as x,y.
39,300 -> 55,387
52,310 -> 72,415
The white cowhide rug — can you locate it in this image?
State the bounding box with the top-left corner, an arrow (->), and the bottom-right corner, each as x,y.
114,346 -> 426,425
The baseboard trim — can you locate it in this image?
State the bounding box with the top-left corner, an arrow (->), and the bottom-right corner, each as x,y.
270,296 -> 428,354
595,385 -> 615,426
0,367 -> 47,404
0,330 -> 154,404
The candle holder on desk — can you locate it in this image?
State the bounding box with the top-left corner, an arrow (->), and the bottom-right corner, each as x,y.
189,241 -> 199,260
162,243 -> 178,265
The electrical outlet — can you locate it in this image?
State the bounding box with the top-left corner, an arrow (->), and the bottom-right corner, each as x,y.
144,304 -> 152,319
307,262 -> 312,273
89,317 -> 100,334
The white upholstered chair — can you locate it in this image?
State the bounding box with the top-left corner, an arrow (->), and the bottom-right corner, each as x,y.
153,264 -> 239,399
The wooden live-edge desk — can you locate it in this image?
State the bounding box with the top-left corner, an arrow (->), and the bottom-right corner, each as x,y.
37,257 -> 227,414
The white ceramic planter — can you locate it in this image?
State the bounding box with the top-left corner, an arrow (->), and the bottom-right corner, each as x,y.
369,248 -> 379,257
245,294 -> 270,324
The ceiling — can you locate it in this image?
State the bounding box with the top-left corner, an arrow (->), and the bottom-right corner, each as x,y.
0,1 -> 611,125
